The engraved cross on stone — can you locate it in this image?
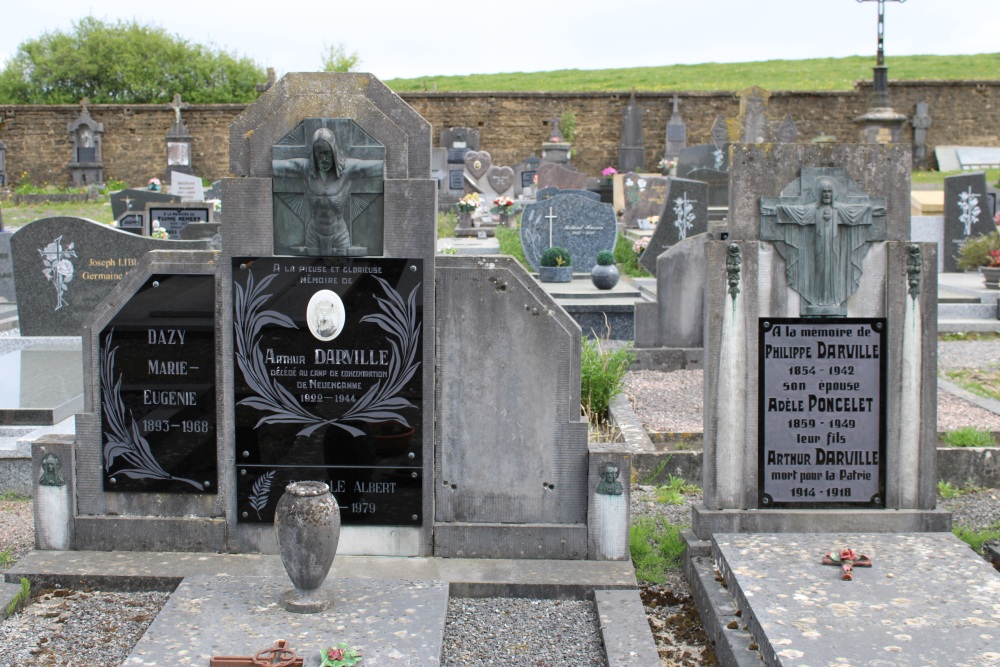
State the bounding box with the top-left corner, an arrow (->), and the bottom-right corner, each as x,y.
545,206 -> 557,247
167,94 -> 189,125
124,195 -> 133,211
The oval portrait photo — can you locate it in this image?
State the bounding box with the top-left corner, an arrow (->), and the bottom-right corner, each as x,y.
306,289 -> 346,342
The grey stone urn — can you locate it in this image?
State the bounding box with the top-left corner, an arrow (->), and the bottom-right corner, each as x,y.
538,265 -> 573,283
274,481 -> 341,613
591,263 -> 620,290
982,267 -> 1000,289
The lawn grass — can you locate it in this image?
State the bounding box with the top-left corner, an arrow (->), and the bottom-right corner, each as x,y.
942,368 -> 1000,402
1,198 -> 114,229
386,54 -> 1000,93
630,517 -> 688,582
912,168 -> 1000,187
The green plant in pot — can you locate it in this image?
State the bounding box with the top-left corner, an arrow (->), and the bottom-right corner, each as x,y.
539,246 -> 573,283
956,231 -> 1000,289
591,249 -> 619,290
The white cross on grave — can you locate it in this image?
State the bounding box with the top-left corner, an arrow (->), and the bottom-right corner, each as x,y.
124,195 -> 133,211
545,206 -> 557,248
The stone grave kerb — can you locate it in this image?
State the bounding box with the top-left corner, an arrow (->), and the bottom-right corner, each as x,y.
696,143 -> 944,539
222,72 -> 436,556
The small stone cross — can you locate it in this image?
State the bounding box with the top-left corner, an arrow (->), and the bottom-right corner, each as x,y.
167,93 -> 189,125
545,206 -> 557,247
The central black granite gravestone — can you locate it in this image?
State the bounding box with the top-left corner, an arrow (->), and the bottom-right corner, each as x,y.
639,177 -> 709,276
232,256 -> 423,526
758,319 -> 886,509
99,274 -> 217,494
943,171 -> 991,273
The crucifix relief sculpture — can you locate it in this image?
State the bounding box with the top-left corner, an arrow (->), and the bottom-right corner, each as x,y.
760,168 -> 886,317
272,118 -> 385,256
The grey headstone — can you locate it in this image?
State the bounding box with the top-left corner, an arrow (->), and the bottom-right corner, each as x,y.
536,186 -> 600,202
676,144 -> 729,208
0,231 -> 14,302
440,127 -> 480,151
943,171 -> 991,272
146,204 -> 212,239
621,172 -> 670,229
664,95 -> 686,161
169,171 -> 205,201
520,193 -> 618,272
775,114 -> 798,144
618,92 -> 644,173
10,217 -> 210,336
111,189 -> 181,220
67,100 -> 104,186
536,163 -> 595,191
513,156 -> 542,195
639,177 -> 709,275
654,232 -> 709,347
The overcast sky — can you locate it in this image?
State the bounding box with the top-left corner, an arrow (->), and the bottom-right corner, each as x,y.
2,0 -> 998,81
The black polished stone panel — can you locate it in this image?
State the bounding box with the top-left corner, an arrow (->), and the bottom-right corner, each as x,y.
758,318 -> 886,509
232,256 -> 423,525
99,274 -> 217,493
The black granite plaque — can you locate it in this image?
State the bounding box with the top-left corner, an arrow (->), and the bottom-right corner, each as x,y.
758,318 -> 886,509
448,170 -> 464,190
117,213 -> 144,235
232,256 -> 423,526
99,274 -> 217,493
77,147 -> 97,163
147,206 -> 210,239
446,147 -> 470,164
521,170 -> 537,189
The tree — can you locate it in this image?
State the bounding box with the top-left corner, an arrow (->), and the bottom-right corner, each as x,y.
0,17 -> 265,104
320,42 -> 361,73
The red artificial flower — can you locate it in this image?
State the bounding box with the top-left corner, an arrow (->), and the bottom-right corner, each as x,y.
328,648 -> 345,661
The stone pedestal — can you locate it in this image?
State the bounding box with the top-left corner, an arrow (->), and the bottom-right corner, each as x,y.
32,438 -> 75,550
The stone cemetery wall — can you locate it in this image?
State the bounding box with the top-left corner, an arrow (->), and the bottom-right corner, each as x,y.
1,80 -> 998,187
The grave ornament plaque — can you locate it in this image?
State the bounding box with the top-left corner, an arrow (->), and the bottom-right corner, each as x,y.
761,168 -> 886,317
272,119 -> 385,257
100,274 -> 217,493
233,256 -> 423,526
758,318 -> 886,509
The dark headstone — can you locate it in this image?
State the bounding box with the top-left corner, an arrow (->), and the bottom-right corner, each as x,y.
519,193 -> 618,272
116,213 -> 144,235
99,273 -> 217,494
0,231 -> 14,302
111,189 -> 182,220
147,204 -> 212,239
439,127 -> 480,151
203,180 -> 223,202
944,171 -> 992,272
232,256 -> 424,526
446,147 -> 470,164
621,173 -> 670,229
536,186 -> 600,202
618,92 -> 644,173
536,163 -> 595,191
10,217 -> 210,336
676,144 -> 729,208
664,95 -> 686,161
911,102 -> 932,170
513,155 -> 542,195
0,140 -> 6,188
639,177 -> 709,275
448,170 -> 464,190
67,99 -> 104,186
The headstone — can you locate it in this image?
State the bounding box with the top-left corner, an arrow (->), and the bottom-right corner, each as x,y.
536,186 -> 600,202
146,203 -> 213,239
943,171 -> 992,272
696,143 -> 943,539
639,177 -> 709,275
98,273 -> 217,493
954,147 -> 1000,170
618,92 -> 644,173
203,180 -> 223,202
170,171 -> 205,202
520,193 -> 618,272
621,172 -> 670,229
111,189 -> 182,220
0,231 -> 14,302
67,98 -> 104,186
664,95 -> 686,162
116,213 -> 144,235
0,140 -> 7,187
440,127 -> 480,152
910,102 -> 932,170
513,155 -> 542,197
676,144 -> 729,208
165,93 -> 194,177
535,163 -> 595,191
10,217 -> 210,336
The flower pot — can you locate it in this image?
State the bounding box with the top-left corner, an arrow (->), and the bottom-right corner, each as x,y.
274,481 -> 341,613
458,212 -> 472,228
539,265 -> 573,283
982,267 -> 1000,289
591,263 -> 620,290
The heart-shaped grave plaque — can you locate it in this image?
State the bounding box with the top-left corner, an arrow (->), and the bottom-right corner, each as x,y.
464,151 -> 492,180
486,166 -> 515,195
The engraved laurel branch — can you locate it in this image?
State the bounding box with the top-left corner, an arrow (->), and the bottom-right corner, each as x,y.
249,469 -> 276,520
234,271 -> 421,438
100,329 -> 204,491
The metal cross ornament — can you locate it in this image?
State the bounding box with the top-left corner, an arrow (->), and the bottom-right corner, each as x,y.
856,0 -> 906,67
822,547 -> 873,581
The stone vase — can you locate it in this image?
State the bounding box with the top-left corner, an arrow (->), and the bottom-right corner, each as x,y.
591,263 -> 620,290
274,481 -> 341,613
539,265 -> 573,283
982,267 -> 1000,289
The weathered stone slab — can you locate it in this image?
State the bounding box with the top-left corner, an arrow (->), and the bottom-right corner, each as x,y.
520,194 -> 618,272
714,532 -> 1000,667
0,231 -> 14,303
10,217 -> 211,336
536,163 -> 595,191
